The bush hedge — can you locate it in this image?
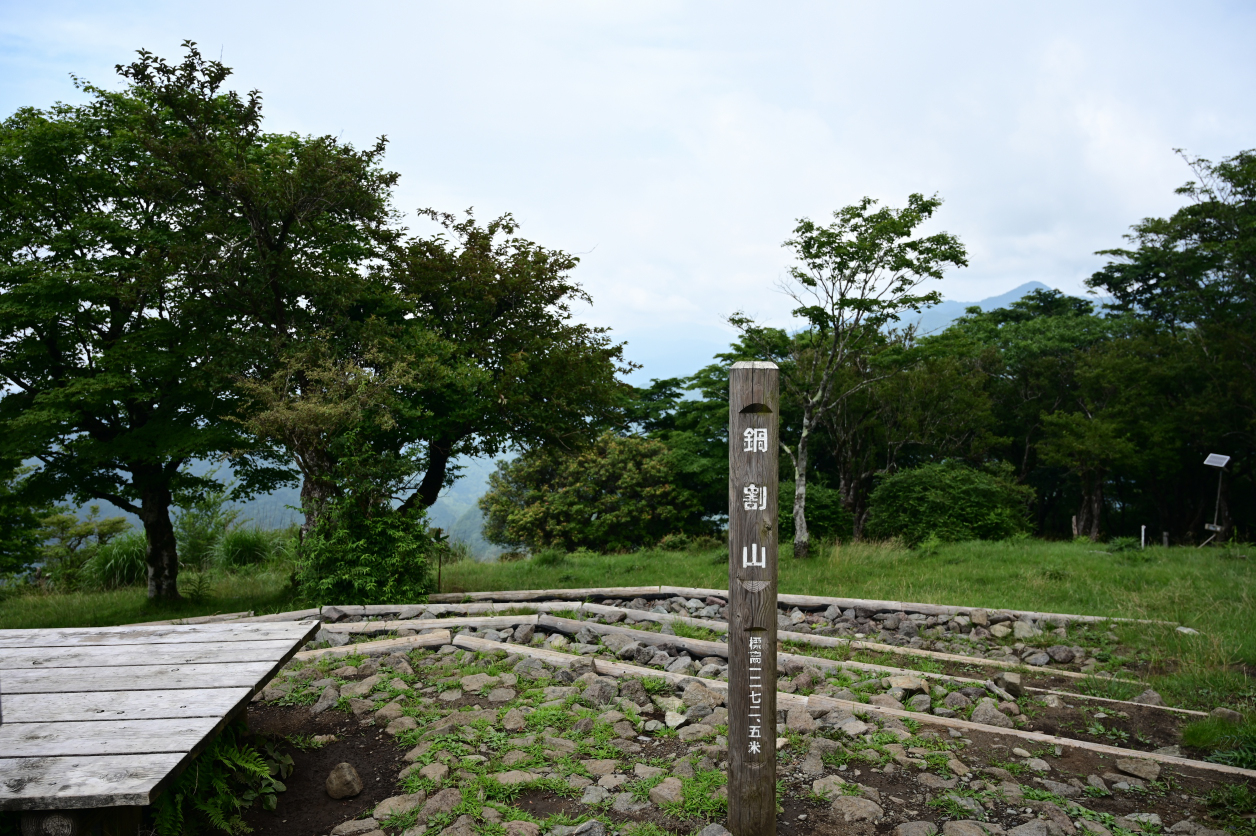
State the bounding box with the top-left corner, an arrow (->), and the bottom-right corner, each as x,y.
865,462 -> 1033,547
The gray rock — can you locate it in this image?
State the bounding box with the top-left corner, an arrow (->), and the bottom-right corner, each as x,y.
1116,757 -> 1160,782
907,693 -> 932,712
571,822 -> 606,836
311,684 -> 340,715
1211,706 -> 1244,724
786,706 -> 816,733
895,824 -> 938,836
942,793 -> 983,817
943,691 -> 972,710
993,671 -> 1023,697
1132,689 -> 1164,706
918,773 -> 957,790
942,824 -> 991,836
1008,823 -> 1050,836
326,762 -> 363,799
612,792 -> 651,813
697,825 -> 732,836
580,785 -> 610,805
666,656 -> 695,674
331,819 -> 379,836
682,681 -> 724,709
970,700 -> 1014,728
375,791 -> 427,819
419,787 -> 462,819
1046,645 -> 1075,663
583,678 -> 618,705
831,795 -> 883,822
648,776 -> 685,805
438,814 -> 477,836
513,624 -> 535,644
1023,651 -> 1051,666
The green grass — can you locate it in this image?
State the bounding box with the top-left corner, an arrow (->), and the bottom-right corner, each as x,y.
0,564 -> 300,629
6,538 -> 1254,711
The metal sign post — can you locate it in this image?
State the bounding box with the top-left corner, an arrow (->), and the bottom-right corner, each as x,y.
1201,454 -> 1230,546
727,361 -> 779,836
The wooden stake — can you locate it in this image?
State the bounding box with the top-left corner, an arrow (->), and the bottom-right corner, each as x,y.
728,361 -> 779,836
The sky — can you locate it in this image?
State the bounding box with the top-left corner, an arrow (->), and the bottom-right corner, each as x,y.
3,1 -> 1254,382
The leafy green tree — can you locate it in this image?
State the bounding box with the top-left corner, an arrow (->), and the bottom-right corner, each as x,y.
1089,149 -> 1256,540
0,45 -> 394,598
865,462 -> 1033,546
731,194 -> 968,557
479,432 -> 708,553
391,211 -> 633,514
35,505 -> 132,590
0,464 -> 50,577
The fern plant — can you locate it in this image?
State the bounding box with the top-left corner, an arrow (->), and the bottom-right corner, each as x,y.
152,723 -> 291,835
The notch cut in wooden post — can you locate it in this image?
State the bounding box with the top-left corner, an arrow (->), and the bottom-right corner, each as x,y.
728,360 -> 778,836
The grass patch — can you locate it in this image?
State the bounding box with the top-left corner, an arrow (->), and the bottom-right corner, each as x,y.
9,538 -> 1256,711
1183,717 -> 1256,769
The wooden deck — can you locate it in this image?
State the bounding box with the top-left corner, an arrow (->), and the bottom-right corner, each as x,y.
0,620 -> 319,811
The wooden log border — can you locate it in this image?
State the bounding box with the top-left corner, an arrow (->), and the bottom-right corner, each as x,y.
450,634 -> 1256,780
431,586 -> 1178,627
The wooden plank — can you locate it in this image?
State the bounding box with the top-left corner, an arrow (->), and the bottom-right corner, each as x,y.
803,694 -> 1256,779
428,586 -> 664,604
322,615 -> 535,635
428,585 -> 1175,626
127,611 -> 253,626
228,608 -> 322,623
0,753 -> 186,810
293,630 -> 451,662
0,639 -> 301,670
0,622 -> 316,648
2,661 -> 278,694
1,688 -> 252,724
0,717 -> 224,758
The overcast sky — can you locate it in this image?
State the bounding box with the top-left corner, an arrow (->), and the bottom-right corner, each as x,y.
3,1 -> 1254,381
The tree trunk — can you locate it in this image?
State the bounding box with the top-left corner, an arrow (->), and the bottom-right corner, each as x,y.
136,479 -> 180,601
792,417 -> 812,560
299,473 -> 338,535
400,437 -> 455,512
1077,477 -> 1103,542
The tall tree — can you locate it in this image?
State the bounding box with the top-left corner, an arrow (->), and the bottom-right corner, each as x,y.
0,44 -> 395,598
731,194 -> 967,557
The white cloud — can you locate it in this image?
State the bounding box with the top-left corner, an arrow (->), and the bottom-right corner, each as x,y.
3,0 -> 1254,381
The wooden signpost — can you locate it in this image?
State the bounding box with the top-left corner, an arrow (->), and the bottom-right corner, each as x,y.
727,360 -> 779,836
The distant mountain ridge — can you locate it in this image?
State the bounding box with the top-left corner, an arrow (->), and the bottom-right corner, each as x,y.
910,281 -> 1054,336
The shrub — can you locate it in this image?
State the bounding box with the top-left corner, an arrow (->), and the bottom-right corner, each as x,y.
173,482 -> 242,572
82,532 -> 148,589
479,432 -> 710,553
865,461 -> 1034,547
779,480 -> 854,543
216,527 -> 274,569
294,499 -> 435,606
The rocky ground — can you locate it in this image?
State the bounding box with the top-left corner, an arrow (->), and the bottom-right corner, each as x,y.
244,622 -> 1253,836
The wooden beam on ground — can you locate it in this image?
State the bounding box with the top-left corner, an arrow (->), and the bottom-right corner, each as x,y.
432,586 -> 1176,626
322,615 -> 536,635
127,611 -> 253,627
293,630 -> 452,662
451,634 -> 1255,781
429,587 -> 666,604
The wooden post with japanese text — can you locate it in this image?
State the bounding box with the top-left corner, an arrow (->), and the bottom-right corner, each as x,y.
727,360 -> 779,836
